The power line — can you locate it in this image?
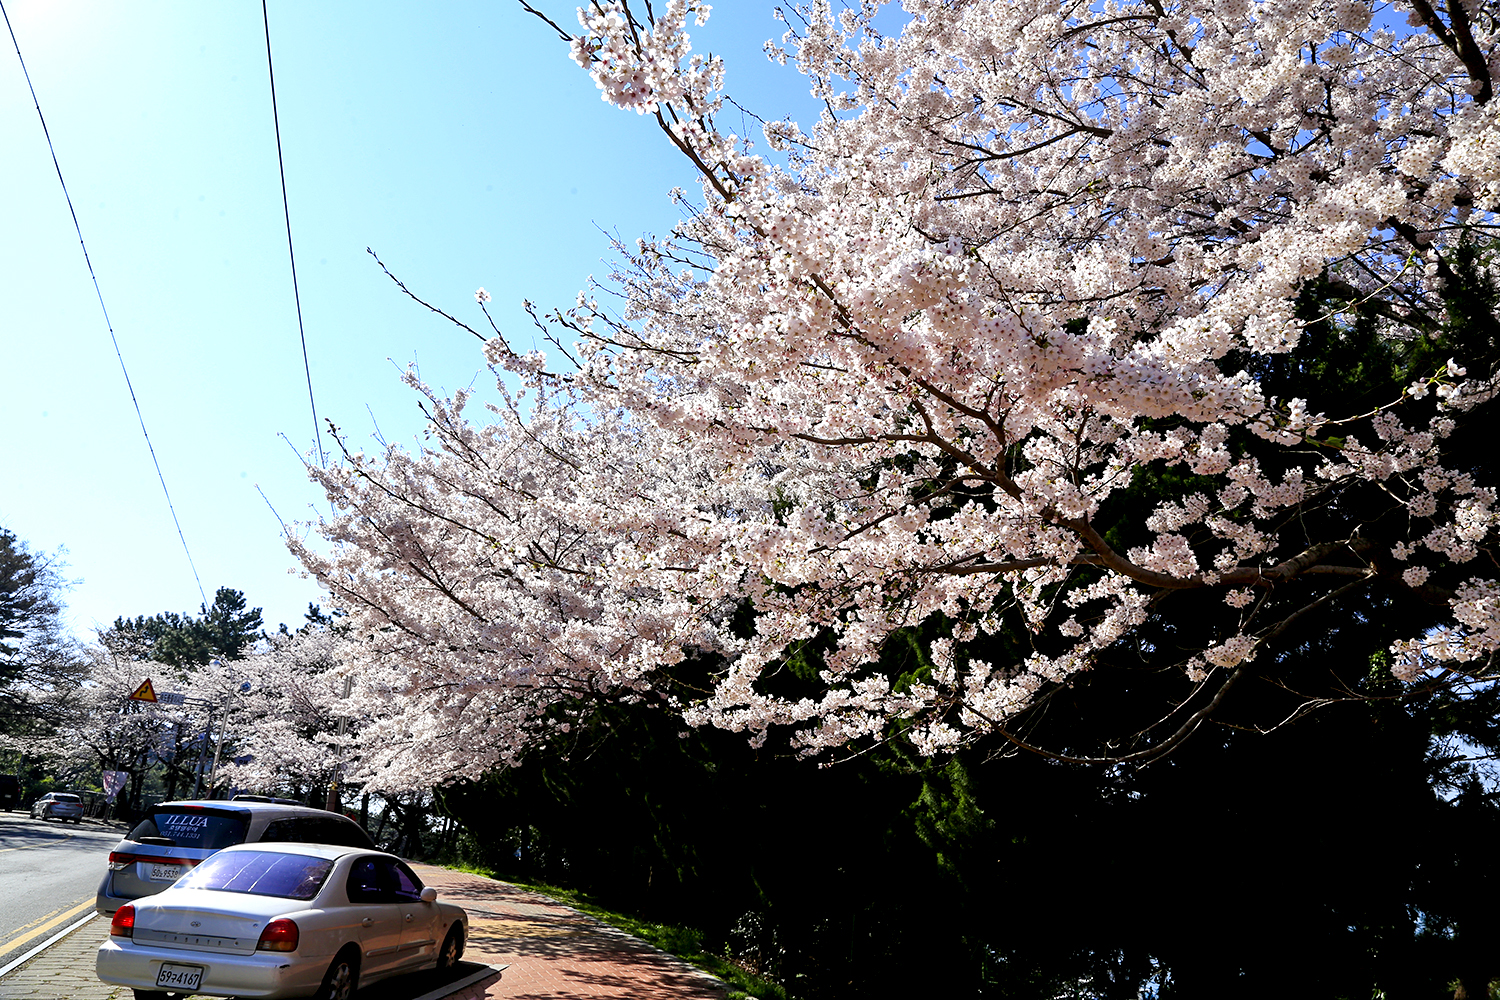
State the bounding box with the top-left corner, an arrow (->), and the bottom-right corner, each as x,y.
261,0 -> 324,467
1,0 -> 207,606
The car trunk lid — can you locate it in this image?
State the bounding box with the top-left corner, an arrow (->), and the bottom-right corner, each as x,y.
130,891 -> 294,955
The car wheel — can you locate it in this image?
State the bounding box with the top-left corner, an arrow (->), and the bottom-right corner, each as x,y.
437,925 -> 465,970
317,947 -> 360,1000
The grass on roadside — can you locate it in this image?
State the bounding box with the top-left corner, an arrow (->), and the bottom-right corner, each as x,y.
442,863 -> 788,1000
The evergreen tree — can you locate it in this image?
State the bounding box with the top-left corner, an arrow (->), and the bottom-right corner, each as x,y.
0,529 -> 83,735
110,587 -> 264,670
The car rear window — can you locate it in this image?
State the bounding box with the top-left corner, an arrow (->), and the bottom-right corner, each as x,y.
258,816 -> 375,850
128,809 -> 249,850
174,851 -> 333,900
56,794 -> 82,803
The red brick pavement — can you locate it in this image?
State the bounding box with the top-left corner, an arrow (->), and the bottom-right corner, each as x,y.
410,865 -> 729,1000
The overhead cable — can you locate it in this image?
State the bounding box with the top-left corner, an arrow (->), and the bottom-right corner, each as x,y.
261,0 -> 324,467
2,0 -> 207,605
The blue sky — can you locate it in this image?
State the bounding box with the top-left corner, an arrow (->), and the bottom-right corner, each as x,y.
1,1 -> 819,637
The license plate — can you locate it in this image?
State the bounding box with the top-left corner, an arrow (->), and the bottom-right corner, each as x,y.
155,963 -> 203,989
148,863 -> 184,881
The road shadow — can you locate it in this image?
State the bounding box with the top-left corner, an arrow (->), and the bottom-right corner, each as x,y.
462,915 -> 724,999
0,818 -> 86,844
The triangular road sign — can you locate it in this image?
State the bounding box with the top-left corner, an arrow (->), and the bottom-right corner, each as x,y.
129,678 -> 158,702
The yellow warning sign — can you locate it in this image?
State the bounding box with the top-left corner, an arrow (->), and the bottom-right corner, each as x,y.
129,678 -> 158,702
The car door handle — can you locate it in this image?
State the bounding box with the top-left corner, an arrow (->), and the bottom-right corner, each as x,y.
361,918 -> 373,927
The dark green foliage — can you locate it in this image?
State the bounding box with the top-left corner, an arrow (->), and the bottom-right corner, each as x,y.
438,684 -> 990,998
0,529 -> 82,734
0,529 -> 47,662
919,677 -> 1453,998
442,665 -> 1500,998
111,587 -> 264,668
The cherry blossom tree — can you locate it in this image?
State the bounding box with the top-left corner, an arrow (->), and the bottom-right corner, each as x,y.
295,0 -> 1500,788
217,627 -> 351,798
22,632 -> 202,806
23,615 -> 276,807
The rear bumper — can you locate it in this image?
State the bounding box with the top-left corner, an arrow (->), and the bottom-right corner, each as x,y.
96,859 -> 198,915
96,938 -> 326,999
96,873 -> 160,916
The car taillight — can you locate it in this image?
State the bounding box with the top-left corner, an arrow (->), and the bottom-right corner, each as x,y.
110,905 -> 135,938
256,919 -> 299,952
107,852 -> 200,871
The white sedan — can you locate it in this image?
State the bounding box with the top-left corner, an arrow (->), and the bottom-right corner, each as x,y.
96,842 -> 468,1000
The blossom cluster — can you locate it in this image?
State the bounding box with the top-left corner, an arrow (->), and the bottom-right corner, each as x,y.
291,0 -> 1500,786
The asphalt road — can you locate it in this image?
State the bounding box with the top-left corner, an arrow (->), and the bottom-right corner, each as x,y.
0,811 -> 124,970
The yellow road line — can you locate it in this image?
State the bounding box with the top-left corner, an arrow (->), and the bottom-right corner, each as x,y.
0,898 -> 95,958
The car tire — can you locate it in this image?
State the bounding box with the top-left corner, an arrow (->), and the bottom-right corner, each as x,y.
437,925 -> 465,970
317,947 -> 360,1000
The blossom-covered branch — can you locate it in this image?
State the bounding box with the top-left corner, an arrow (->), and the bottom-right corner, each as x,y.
294,0 -> 1500,786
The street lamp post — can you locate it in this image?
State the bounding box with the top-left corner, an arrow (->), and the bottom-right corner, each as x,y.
204,686 -> 235,796
188,696 -> 217,799
324,674 -> 354,812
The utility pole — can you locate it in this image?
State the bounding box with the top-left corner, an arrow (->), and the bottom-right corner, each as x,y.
190,698 -> 215,800
324,673 -> 354,812
205,686 -> 234,796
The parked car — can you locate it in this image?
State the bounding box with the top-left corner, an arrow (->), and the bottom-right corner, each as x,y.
32,791 -> 85,823
0,774 -> 20,811
96,800 -> 375,916
96,842 -> 467,1000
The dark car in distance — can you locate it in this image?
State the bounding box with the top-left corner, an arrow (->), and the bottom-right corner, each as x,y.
0,774 -> 20,811
96,799 -> 375,916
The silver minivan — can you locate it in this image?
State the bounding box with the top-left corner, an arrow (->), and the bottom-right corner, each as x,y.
95,799 -> 375,915
32,791 -> 85,823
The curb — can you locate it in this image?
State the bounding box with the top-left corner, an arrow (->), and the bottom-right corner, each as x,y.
406,964 -> 506,1000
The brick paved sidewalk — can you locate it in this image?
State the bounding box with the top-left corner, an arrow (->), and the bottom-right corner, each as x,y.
0,867 -> 728,1000
410,865 -> 727,1000
0,917 -> 127,1000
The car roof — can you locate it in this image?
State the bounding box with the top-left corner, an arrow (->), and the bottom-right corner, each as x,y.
213,841 -> 386,862
150,799 -> 345,817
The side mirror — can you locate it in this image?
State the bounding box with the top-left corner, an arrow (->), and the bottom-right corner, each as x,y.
420,886 -> 438,903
